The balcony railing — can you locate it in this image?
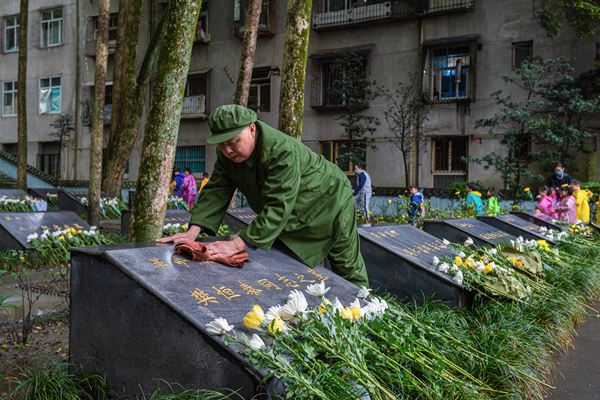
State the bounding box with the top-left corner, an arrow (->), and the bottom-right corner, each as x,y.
312,0 -> 474,30
85,39 -> 117,57
181,95 -> 207,119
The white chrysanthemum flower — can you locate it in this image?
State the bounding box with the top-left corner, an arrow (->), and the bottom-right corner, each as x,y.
264,305 -> 283,325
205,317 -> 233,335
248,334 -> 265,350
437,263 -> 450,274
305,281 -> 330,298
452,270 -> 464,285
26,233 -> 39,242
450,264 -> 459,273
357,286 -> 371,299
349,298 -> 361,309
280,290 -> 308,320
442,239 -> 451,246
464,237 -> 474,247
432,256 -> 440,266
476,262 -> 485,273
331,297 -> 344,312
489,248 -> 498,255
458,251 -> 466,258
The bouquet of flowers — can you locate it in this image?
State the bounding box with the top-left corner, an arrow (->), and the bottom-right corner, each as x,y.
167,196 -> 190,211
81,197 -> 125,219
0,196 -> 47,212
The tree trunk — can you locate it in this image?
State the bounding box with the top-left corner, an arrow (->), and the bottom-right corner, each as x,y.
402,149 -> 410,188
278,0 -> 312,139
16,0 -> 28,190
131,0 -> 202,242
88,0 -> 110,226
233,0 -> 262,106
102,7 -> 167,197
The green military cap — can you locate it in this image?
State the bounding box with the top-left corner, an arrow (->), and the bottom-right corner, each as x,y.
207,104 -> 257,144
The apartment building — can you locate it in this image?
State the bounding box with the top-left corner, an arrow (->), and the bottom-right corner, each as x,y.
1,0 -> 598,187
0,0 -> 78,179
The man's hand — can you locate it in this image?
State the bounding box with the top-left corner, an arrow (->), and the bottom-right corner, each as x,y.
155,225 -> 202,244
205,236 -> 247,258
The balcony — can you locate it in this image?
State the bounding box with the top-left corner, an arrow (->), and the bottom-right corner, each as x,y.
312,0 -> 474,30
85,39 -> 117,57
181,95 -> 207,119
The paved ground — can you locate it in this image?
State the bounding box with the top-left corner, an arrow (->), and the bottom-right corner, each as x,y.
547,305 -> 600,400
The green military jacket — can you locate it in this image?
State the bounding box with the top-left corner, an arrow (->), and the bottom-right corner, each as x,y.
190,121 -> 353,267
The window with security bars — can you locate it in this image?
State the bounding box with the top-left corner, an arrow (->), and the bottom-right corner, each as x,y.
320,140 -> 366,173
40,8 -> 63,47
174,146 -> 206,174
430,46 -> 471,101
312,52 -> 369,108
4,15 -> 19,52
182,73 -> 208,118
433,136 -> 467,172
248,68 -> 271,113
3,81 -> 17,116
512,41 -> 533,69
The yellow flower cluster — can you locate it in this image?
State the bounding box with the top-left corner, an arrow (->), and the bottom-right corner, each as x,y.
454,255 -> 494,274
536,240 -> 551,252
507,257 -> 525,268
243,305 -> 264,329
340,307 -> 361,321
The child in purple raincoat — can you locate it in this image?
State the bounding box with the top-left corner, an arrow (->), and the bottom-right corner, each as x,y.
182,168 -> 197,209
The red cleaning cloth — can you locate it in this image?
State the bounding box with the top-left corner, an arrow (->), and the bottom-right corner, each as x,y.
174,239 -> 249,268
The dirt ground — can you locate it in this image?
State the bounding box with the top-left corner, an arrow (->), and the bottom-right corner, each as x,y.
0,312 -> 69,397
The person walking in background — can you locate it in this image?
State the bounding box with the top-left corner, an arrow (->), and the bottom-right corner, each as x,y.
555,185 -> 577,224
408,185 -> 425,224
199,172 -> 210,194
353,162 -> 372,221
546,162 -> 572,190
485,187 -> 501,216
173,168 -> 185,198
183,168 -> 198,209
571,180 -> 590,223
535,186 -> 557,219
465,183 -> 484,216
169,172 -> 177,196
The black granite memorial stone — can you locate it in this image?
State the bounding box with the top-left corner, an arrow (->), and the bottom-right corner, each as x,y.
70,244 -> 358,396
479,215 -> 556,244
423,218 -> 517,247
0,188 -> 29,198
510,211 -> 563,231
223,207 -> 257,232
28,188 -> 63,200
0,211 -> 90,250
358,225 -> 472,307
57,191 -> 88,213
120,209 -> 191,237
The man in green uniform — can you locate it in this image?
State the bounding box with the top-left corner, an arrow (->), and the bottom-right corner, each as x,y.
158,104 -> 368,287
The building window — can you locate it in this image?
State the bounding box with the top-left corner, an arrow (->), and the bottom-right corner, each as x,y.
512,41 -> 533,69
311,52 -> 369,109
320,140 -> 366,173
4,15 -> 19,52
248,68 -> 271,113
37,142 -> 60,177
430,46 -> 471,101
182,73 -> 208,119
39,77 -> 61,114
195,1 -> 210,43
234,0 -> 274,36
40,8 -> 63,47
432,136 -> 468,189
2,81 -> 17,117
174,146 -> 206,174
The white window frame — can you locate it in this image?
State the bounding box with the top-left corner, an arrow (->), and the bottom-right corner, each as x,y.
39,76 -> 62,115
2,81 -> 18,117
40,8 -> 63,48
4,15 -> 19,52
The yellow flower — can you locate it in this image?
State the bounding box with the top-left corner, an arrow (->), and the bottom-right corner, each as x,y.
350,307 -> 362,321
524,187 -> 530,193
19,256 -> 25,262
318,299 -> 331,315
483,264 -> 494,274
77,230 -> 82,234
455,191 -> 461,196
340,308 -> 354,320
267,317 -> 284,335
388,199 -> 392,205
243,305 -> 265,330
454,256 -> 463,267
464,258 -> 475,268
58,235 -> 65,241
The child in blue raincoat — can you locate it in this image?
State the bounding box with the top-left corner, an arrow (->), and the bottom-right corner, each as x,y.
465,182 -> 484,216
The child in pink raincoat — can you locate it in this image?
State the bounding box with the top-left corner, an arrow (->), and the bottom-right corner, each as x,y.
182,168 -> 198,209
555,185 -> 577,224
535,186 -> 557,219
